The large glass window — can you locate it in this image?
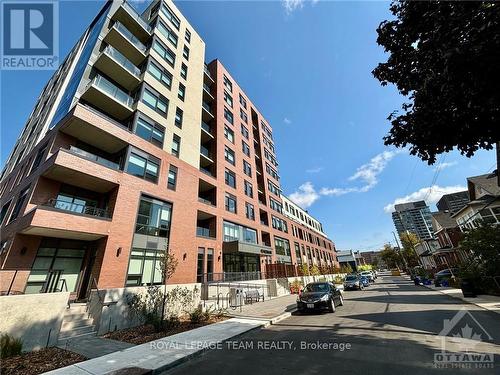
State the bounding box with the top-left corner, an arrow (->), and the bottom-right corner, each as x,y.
147,60 -> 172,89
126,248 -> 165,286
196,248 -> 204,283
157,20 -> 178,47
8,186 -> 30,223
224,107 -> 233,125
224,125 -> 234,143
225,169 -> 236,188
161,3 -> 181,30
244,181 -> 253,198
135,196 -> 172,237
225,147 -> 235,165
134,115 -> 165,147
152,39 -> 175,67
126,150 -> 160,183
223,221 -> 257,244
142,88 -> 168,115
0,201 -> 12,225
275,237 -> 291,256
225,193 -> 237,213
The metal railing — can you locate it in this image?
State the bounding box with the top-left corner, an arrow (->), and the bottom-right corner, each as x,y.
203,83 -> 212,95
87,74 -> 135,108
102,45 -> 141,77
112,21 -> 147,53
198,197 -> 215,206
196,227 -> 215,238
44,198 -> 111,218
68,145 -> 120,170
135,224 -> 169,237
200,167 -> 214,177
202,102 -> 213,116
121,1 -> 152,33
200,145 -> 212,159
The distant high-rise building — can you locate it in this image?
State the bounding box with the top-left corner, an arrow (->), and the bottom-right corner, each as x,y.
436,191 -> 469,214
392,201 -> 434,241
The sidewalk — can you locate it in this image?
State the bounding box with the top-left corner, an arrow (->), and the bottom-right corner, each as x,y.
57,335 -> 134,359
227,294 -> 297,321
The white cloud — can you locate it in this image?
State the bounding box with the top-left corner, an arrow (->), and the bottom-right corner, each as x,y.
320,187 -> 358,196
434,161 -> 457,172
306,166 -> 323,173
282,0 -> 305,14
289,182 -> 320,208
383,185 -> 467,213
348,150 -> 403,191
284,117 -> 292,124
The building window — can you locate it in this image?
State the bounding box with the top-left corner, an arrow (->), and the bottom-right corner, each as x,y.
224,125 -> 234,143
272,216 -> 288,233
30,143 -> 48,174
225,169 -> 236,188
241,124 -> 249,139
183,45 -> 189,60
244,180 -> 253,198
180,63 -> 188,79
175,107 -> 183,128
0,200 -> 12,225
242,141 -> 250,157
223,221 -> 257,244
240,109 -> 248,124
167,165 -> 178,190
268,180 -> 281,196
161,3 -> 181,30
224,91 -> 233,108
8,186 -> 30,223
185,29 -> 191,43
269,198 -> 283,214
223,75 -> 232,92
196,248 -> 204,282
152,39 -> 175,67
135,196 -> 172,237
171,134 -> 181,157
225,193 -> 237,213
224,146 -> 235,165
243,160 -> 252,177
266,163 -> 279,180
126,150 -> 160,183
274,237 -> 291,256
246,202 -> 255,220
134,115 -> 165,147
178,83 -> 185,101
224,107 -> 233,125
142,87 -> 168,116
239,94 -> 247,109
157,20 -> 178,47
147,59 -> 172,89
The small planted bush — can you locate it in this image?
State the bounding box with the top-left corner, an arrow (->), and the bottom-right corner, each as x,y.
1,334 -> 23,359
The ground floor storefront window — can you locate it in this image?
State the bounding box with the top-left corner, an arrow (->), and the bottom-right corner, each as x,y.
125,248 -> 165,286
223,253 -> 260,273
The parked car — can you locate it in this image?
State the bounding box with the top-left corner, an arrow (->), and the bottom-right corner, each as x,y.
359,276 -> 370,287
434,268 -> 459,287
297,282 -> 344,313
344,274 -> 363,290
360,271 -> 375,283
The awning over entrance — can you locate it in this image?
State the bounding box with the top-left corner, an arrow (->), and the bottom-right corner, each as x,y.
222,241 -> 273,256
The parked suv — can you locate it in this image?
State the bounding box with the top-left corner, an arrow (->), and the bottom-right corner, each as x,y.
344,274 -> 363,290
297,282 -> 343,313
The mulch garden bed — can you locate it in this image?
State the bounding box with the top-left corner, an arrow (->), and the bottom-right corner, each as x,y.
0,347 -> 87,375
104,317 -> 227,345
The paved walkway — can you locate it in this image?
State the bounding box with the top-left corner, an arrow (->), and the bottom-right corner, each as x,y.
424,284 -> 500,315
57,335 -> 134,359
227,294 -> 298,320
45,318 -> 269,374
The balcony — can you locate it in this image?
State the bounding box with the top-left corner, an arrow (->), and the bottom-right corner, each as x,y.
43,198 -> 111,219
200,145 -> 214,166
94,45 -> 141,90
112,2 -> 152,41
204,64 -> 214,84
68,146 -> 121,171
80,75 -> 134,121
196,211 -> 216,239
198,179 -> 216,207
104,21 -> 147,65
201,121 -> 214,142
203,83 -> 214,101
202,102 -> 214,122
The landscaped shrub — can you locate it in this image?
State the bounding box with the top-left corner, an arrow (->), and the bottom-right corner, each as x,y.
188,306 -> 211,324
0,334 -> 22,358
290,279 -> 303,294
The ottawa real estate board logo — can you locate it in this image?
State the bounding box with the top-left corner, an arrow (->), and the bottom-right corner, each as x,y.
435,308 -> 494,369
1,1 -> 59,70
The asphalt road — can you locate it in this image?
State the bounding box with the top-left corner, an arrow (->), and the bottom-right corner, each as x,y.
166,274 -> 500,375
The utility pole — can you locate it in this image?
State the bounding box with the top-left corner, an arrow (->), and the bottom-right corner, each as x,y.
392,231 -> 409,271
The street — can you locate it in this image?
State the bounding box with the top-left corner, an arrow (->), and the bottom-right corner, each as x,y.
166,274 -> 500,375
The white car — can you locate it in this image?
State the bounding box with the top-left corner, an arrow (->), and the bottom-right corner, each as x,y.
360,271 -> 375,282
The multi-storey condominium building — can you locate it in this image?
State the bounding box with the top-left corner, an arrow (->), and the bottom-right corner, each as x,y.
392,201 -> 434,241
0,0 -> 337,298
436,191 -> 469,214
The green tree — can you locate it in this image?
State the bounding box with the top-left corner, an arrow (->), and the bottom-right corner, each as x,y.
380,244 -> 401,269
373,1 -> 500,176
157,250 -> 178,321
399,232 -> 421,268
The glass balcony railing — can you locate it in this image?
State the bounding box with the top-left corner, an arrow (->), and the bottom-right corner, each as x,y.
202,102 -> 213,115
44,198 -> 111,218
87,75 -> 134,108
113,21 -> 147,53
68,145 -> 120,170
197,227 -> 214,238
203,83 -> 212,95
200,146 -> 212,159
102,45 -> 141,77
121,2 -> 152,33
201,121 -> 212,134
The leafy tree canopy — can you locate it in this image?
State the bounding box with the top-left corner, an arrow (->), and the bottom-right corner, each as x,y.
373,1 -> 500,164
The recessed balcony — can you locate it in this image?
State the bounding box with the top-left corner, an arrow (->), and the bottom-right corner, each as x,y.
80,75 -> 134,121
104,21 -> 147,65
198,179 -> 216,207
196,211 -> 216,239
204,64 -> 215,84
201,121 -> 214,142
112,2 -> 152,42
202,102 -> 214,122
200,145 -> 214,166
94,45 -> 142,91
203,83 -> 214,101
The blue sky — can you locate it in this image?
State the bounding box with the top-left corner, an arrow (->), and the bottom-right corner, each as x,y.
1,0 -> 496,251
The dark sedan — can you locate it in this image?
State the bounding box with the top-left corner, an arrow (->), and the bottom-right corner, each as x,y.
297,282 -> 343,313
